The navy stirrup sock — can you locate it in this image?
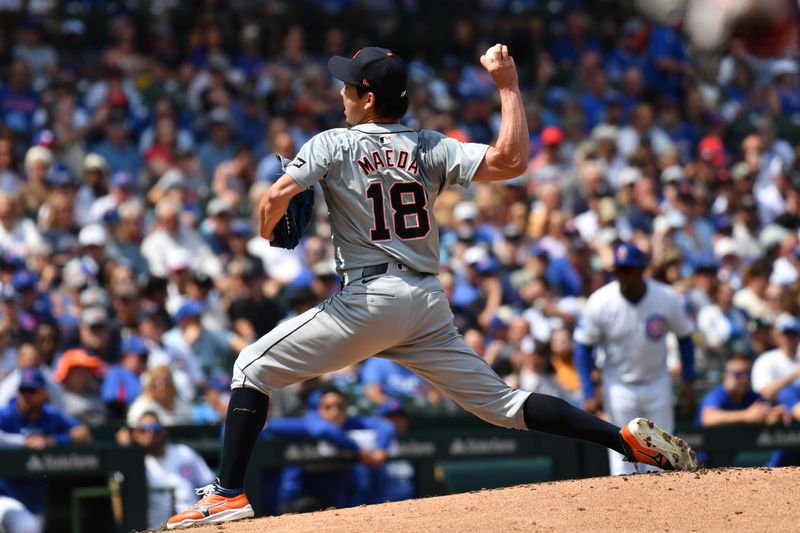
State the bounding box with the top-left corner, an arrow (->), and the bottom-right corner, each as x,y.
212,480 -> 243,497
522,393 -> 626,456
217,387 -> 270,490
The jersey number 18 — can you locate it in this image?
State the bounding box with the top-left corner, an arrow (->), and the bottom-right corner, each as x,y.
366,181 -> 431,241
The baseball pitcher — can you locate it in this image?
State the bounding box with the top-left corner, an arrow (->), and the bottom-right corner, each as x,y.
167,44 -> 697,529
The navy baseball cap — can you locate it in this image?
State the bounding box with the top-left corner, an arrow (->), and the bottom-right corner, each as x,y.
328,47 -> 408,98
530,245 -> 549,259
776,314 -> 800,335
19,368 -> 47,390
0,252 -> 24,271
691,254 -> 719,273
110,171 -> 134,189
230,220 -> 254,238
12,270 -> 37,291
46,162 -> 77,186
207,372 -> 231,392
613,243 -> 647,268
473,257 -> 500,276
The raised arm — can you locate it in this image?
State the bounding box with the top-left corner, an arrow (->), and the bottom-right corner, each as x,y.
473,43 -> 529,182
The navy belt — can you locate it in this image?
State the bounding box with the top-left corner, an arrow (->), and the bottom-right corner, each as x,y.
344,263 -> 389,285
360,263 -> 389,278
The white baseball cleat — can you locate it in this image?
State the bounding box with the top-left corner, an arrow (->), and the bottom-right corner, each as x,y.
620,418 -> 699,471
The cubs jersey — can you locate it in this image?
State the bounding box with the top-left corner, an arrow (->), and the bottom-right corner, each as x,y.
284,123 -> 488,274
573,279 -> 694,384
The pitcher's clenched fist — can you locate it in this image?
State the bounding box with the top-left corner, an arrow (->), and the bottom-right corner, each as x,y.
479,43 -> 518,89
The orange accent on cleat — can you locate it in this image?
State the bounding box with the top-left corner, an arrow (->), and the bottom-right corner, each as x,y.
166,487 -> 254,529
620,418 -> 698,472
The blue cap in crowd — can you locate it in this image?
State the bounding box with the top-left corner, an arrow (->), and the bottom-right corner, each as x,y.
488,314 -> 511,331
776,314 -> 800,335
530,245 -> 549,259
111,171 -> 134,189
613,243 -> 647,268
12,269 -> 37,291
121,335 -> 148,357
173,299 -> 204,322
473,256 -> 499,275
691,254 -> 719,273
231,220 -> 254,238
19,368 -> 47,391
715,214 -> 733,231
46,162 -> 77,186
103,208 -> 120,225
207,373 -> 231,392
0,252 -> 24,271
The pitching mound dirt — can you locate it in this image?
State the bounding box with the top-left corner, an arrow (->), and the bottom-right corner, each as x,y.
169,467 -> 799,532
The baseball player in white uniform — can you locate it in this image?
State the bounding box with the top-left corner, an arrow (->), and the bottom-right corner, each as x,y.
574,243 -> 696,475
166,45 -> 697,529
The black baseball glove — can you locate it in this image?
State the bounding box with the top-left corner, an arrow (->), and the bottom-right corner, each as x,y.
269,155 -> 315,250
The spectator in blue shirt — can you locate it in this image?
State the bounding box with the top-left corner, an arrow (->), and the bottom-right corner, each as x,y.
361,358 -> 441,411
192,373 -> 231,424
646,24 -> 691,98
13,270 -> 55,340
232,94 -> 267,151
196,108 -> 237,179
102,336 -> 148,416
579,67 -> 611,131
551,11 -> 601,72
233,25 -> 266,79
91,121 -> 143,177
0,369 -> 91,516
605,20 -> 647,84
201,198 -> 234,263
535,245 -> 583,298
779,384 -> 800,421
0,61 -> 38,137
697,354 -> 786,426
772,384 -> 800,466
261,386 -> 395,513
376,400 -> 414,502
162,299 -> 247,379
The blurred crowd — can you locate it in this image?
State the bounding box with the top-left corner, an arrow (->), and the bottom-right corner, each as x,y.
0,1 -> 799,521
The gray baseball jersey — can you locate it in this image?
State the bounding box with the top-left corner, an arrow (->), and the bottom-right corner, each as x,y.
284,123 -> 487,274
232,123 -> 531,430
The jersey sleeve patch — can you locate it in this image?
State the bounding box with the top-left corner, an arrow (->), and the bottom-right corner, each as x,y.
288,157 -> 307,169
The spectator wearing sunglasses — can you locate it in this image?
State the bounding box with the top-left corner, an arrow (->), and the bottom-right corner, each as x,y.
697,353 -> 787,426
261,386 -> 395,514
117,411 -> 213,530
